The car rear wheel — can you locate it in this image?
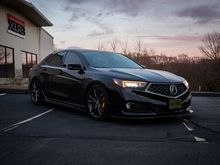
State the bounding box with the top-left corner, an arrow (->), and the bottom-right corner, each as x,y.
86,85 -> 110,120
30,79 -> 43,104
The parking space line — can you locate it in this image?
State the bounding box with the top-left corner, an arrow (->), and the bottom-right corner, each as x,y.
194,136 -> 208,143
182,119 -> 209,143
182,119 -> 194,131
3,125 -> 19,132
1,108 -> 55,132
0,93 -> 7,96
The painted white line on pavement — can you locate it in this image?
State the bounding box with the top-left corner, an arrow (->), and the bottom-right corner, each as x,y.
194,136 -> 208,143
3,125 -> 19,132
182,119 -> 194,131
1,108 -> 55,132
182,119 -> 208,143
182,122 -> 194,131
0,93 -> 7,96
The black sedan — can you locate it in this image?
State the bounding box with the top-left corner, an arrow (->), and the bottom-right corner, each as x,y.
29,49 -> 192,120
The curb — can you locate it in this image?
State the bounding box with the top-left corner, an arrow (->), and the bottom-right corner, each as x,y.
0,88 -> 28,94
191,92 -> 220,97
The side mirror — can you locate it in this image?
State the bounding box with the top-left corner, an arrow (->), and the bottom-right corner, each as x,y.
67,64 -> 82,70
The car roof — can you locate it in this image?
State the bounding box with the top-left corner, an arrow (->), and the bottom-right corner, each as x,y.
56,48 -> 117,55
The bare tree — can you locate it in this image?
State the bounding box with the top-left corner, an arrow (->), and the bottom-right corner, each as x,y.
109,37 -> 118,52
199,31 -> 220,60
98,38 -> 105,51
178,53 -> 190,63
142,48 -> 156,56
135,36 -> 144,59
119,39 -> 128,54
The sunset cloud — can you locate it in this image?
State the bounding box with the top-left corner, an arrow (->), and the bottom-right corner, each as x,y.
29,0 -> 220,56
66,0 -> 147,17
142,35 -> 202,42
87,30 -> 105,37
177,4 -> 220,23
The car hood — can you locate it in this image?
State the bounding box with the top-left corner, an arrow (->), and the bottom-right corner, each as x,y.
96,68 -> 184,83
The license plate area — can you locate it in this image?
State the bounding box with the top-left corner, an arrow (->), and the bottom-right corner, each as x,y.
169,99 -> 182,109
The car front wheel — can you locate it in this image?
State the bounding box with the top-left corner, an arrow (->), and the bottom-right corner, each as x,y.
86,85 -> 110,120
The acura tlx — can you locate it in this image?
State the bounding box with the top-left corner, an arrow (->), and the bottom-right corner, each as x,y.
29,49 -> 192,120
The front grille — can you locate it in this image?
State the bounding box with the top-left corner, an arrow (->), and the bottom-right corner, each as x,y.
146,83 -> 187,97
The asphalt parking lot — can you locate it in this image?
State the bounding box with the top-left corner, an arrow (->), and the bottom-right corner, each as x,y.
0,93 -> 220,165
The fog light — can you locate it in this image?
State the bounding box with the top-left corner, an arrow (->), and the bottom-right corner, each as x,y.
126,102 -> 134,110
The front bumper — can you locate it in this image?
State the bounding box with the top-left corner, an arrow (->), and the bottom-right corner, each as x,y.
110,87 -> 192,117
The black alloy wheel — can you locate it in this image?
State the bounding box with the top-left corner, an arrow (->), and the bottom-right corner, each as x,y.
86,85 -> 110,120
30,80 -> 43,104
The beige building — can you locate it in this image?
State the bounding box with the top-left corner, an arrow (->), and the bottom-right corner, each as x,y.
0,0 -> 53,85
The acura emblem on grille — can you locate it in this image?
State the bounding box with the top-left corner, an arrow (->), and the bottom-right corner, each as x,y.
169,85 -> 178,95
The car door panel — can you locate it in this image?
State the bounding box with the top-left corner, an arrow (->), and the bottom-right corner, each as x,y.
61,51 -> 84,104
38,65 -> 55,98
40,52 -> 67,100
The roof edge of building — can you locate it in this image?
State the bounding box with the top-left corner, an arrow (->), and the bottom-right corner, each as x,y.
41,27 -> 54,39
21,0 -> 53,26
0,0 -> 53,27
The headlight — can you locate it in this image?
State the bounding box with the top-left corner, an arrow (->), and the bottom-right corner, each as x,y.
113,79 -> 147,88
183,80 -> 189,88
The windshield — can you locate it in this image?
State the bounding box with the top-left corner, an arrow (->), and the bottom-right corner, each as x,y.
81,51 -> 142,69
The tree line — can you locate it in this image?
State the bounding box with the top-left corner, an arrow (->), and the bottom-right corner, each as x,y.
103,32 -> 220,92
128,53 -> 220,91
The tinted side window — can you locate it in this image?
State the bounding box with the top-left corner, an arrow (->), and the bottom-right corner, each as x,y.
64,51 -> 82,65
45,52 -> 66,67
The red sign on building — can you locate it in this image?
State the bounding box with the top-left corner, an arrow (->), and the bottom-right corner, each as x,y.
7,13 -> 26,38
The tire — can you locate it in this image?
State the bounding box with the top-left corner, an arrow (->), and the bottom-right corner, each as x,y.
86,84 -> 110,120
30,79 -> 43,104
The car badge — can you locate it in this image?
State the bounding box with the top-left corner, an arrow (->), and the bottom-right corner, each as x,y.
170,85 -> 178,95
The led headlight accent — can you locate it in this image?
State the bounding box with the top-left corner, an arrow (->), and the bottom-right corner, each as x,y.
183,80 -> 189,88
113,79 -> 147,88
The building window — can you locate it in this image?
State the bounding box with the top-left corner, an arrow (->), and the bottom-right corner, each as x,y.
22,51 -> 37,78
0,45 -> 14,78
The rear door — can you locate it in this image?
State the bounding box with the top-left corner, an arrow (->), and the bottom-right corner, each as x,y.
40,51 -> 67,99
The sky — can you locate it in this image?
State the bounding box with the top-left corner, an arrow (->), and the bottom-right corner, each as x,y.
29,0 -> 220,56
